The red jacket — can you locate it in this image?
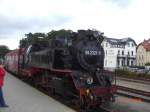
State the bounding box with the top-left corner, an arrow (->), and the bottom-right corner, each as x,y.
0,66 -> 5,87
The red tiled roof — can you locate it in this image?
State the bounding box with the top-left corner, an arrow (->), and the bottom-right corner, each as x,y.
141,39 -> 150,51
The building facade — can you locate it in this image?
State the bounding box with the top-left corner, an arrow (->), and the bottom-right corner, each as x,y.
136,39 -> 150,66
102,37 -> 137,70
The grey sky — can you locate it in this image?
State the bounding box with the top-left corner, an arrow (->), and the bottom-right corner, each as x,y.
105,0 -> 132,8
0,14 -> 72,36
0,0 -> 150,49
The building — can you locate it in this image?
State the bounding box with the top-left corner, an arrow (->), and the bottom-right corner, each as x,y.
102,37 -> 137,70
136,39 -> 150,66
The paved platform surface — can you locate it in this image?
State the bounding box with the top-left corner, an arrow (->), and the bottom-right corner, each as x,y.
116,79 -> 150,92
0,73 -> 75,112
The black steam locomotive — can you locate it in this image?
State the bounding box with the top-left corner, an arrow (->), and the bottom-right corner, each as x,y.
5,29 -> 117,110
26,30 -> 104,71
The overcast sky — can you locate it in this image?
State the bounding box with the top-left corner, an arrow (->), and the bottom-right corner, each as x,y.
0,0 -> 150,49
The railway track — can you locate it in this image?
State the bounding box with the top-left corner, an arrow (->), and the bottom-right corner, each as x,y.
117,85 -> 150,102
117,76 -> 150,85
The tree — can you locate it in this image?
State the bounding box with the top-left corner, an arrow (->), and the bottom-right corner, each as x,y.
20,32 -> 46,48
0,45 -> 10,59
19,29 -> 73,48
46,29 -> 72,40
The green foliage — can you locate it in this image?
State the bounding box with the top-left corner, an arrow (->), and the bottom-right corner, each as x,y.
19,29 -> 72,48
20,32 -> 46,48
145,63 -> 150,66
116,69 -> 133,77
0,45 -> 10,58
115,68 -> 150,79
46,29 -> 72,40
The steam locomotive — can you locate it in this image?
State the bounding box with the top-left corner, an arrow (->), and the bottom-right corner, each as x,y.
5,30 -> 117,110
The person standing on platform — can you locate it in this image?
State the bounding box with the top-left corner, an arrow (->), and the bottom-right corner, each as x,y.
0,60 -> 8,107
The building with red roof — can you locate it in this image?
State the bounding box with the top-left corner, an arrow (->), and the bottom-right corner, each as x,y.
136,39 -> 150,66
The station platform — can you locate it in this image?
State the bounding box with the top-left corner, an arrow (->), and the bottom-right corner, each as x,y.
0,72 -> 75,112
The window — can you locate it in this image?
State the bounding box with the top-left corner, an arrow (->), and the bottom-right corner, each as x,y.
117,59 -> 120,67
128,51 -> 130,56
131,61 -> 133,66
128,43 -> 130,47
122,51 -> 124,55
118,50 -> 120,55
132,43 -> 134,47
131,51 -> 133,56
122,60 -> 124,66
127,60 -> 129,66
105,60 -> 107,66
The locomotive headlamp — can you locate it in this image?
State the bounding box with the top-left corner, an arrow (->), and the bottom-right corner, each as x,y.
86,89 -> 90,94
87,77 -> 93,84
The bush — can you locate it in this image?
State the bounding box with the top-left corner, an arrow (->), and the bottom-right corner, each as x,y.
115,68 -> 150,79
145,63 -> 150,66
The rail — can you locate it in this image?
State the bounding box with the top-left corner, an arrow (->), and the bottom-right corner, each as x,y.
117,76 -> 150,85
117,85 -> 150,97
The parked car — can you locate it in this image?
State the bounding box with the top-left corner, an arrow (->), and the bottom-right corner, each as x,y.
136,69 -> 149,74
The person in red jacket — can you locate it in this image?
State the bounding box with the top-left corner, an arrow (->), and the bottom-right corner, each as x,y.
0,60 -> 8,107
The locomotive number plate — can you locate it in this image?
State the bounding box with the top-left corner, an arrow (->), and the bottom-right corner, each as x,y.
85,50 -> 101,55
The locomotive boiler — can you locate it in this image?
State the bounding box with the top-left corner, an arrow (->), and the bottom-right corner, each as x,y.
5,29 -> 117,110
